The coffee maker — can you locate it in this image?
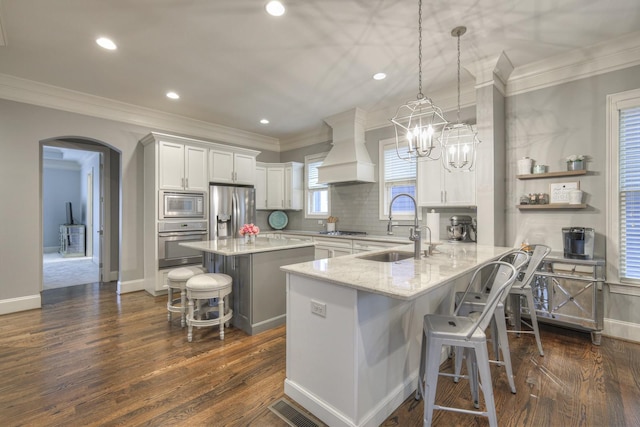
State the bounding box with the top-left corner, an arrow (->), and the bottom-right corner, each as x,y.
446,215 -> 477,242
562,227 -> 594,259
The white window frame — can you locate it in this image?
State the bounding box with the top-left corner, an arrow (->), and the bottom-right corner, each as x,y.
305,152 -> 331,219
378,137 -> 421,221
606,87 -> 640,294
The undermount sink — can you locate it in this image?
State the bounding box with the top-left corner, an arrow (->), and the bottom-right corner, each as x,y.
356,251 -> 414,263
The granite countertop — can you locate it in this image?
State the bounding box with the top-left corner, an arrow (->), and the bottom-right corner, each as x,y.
180,236 -> 315,256
280,243 -> 513,300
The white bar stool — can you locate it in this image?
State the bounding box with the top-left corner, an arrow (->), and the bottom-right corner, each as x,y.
416,261 -> 517,427
166,266 -> 207,327
186,273 -> 233,342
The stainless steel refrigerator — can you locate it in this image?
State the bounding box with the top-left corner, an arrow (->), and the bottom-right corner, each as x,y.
209,184 -> 256,240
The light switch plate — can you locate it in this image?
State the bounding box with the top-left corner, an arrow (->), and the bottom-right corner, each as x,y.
310,300 -> 326,317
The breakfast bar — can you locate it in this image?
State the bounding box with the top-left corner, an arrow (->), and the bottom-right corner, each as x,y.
281,243 -> 513,427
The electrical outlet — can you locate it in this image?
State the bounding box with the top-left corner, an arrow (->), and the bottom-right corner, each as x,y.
310,300 -> 326,317
317,220 -> 323,225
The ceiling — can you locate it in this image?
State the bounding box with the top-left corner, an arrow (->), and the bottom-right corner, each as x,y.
1,0 -> 639,143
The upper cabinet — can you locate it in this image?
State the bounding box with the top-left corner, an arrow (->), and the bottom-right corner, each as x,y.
256,162 -> 304,211
255,163 -> 268,210
141,132 -> 261,192
158,141 -> 208,191
209,149 -> 257,185
417,160 -> 476,207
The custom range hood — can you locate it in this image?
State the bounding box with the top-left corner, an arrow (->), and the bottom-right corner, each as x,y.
317,107 -> 375,184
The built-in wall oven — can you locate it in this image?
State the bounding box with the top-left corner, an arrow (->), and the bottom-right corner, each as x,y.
158,221 -> 207,268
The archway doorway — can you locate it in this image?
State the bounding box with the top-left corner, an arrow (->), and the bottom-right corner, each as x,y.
40,137 -> 121,289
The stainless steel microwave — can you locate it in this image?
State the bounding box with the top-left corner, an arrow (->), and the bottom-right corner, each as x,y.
159,191 -> 205,219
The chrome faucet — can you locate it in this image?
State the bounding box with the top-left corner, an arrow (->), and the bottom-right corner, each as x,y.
387,193 -> 421,260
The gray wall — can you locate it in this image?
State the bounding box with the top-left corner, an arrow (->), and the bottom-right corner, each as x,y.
505,64 -> 640,324
42,165 -> 82,248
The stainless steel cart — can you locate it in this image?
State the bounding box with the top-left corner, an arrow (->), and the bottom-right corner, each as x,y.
526,252 -> 605,345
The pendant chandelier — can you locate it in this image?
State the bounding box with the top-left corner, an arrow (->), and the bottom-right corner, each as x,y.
390,0 -> 448,162
441,26 -> 480,172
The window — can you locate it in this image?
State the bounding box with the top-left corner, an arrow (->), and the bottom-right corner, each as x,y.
607,88 -> 640,290
305,152 -> 330,218
379,138 -> 420,220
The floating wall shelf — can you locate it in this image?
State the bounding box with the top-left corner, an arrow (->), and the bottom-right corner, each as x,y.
517,170 -> 587,180
516,203 -> 587,210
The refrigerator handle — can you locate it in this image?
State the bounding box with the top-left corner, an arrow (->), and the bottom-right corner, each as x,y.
232,190 -> 238,238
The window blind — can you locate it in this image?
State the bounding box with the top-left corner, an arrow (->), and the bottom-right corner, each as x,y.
308,159 -> 327,189
384,144 -> 416,182
620,106 -> 640,280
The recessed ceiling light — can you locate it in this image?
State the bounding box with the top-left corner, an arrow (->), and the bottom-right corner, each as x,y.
166,92 -> 180,100
373,72 -> 387,80
260,119 -> 270,124
96,37 -> 117,50
265,1 -> 285,17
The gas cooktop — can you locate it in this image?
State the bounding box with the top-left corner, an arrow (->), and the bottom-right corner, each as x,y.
318,230 -> 367,236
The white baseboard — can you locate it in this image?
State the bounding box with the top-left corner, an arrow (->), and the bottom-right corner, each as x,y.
604,318 -> 640,343
117,278 -> 146,294
0,294 -> 41,315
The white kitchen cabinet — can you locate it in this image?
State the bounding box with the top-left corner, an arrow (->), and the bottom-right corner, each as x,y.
313,237 -> 352,260
158,141 -> 208,191
255,163 -> 267,210
209,149 -> 257,185
417,160 -> 476,207
266,166 -> 285,209
258,162 -> 304,210
284,162 -> 304,210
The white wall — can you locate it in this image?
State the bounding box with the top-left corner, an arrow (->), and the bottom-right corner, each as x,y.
42,165 -> 82,248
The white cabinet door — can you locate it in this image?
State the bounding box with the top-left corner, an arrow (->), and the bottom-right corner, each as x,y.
234,153 -> 256,185
255,164 -> 267,210
284,162 -> 304,210
209,149 -> 234,183
417,160 -> 476,206
266,166 -> 285,210
314,247 -> 331,260
444,169 -> 476,206
158,141 -> 186,190
184,145 -> 208,191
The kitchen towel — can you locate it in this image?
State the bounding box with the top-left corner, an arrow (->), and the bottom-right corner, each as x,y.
426,210 -> 440,243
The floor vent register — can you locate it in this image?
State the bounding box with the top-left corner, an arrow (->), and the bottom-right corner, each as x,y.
268,398 -> 324,427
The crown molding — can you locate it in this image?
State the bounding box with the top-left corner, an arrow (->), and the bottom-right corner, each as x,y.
43,158 -> 81,171
507,31 -> 640,96
0,73 -> 280,152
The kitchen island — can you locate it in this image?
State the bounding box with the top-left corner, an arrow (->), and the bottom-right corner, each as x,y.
181,236 -> 315,335
281,243 -> 513,427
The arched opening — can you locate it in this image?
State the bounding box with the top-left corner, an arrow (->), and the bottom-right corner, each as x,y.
40,137 -> 121,290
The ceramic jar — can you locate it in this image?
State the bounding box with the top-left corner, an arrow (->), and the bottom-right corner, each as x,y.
517,157 -> 533,175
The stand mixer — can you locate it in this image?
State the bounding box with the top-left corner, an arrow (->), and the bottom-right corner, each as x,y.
446,215 -> 477,242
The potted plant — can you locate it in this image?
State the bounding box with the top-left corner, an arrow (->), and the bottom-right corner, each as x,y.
566,154 -> 586,171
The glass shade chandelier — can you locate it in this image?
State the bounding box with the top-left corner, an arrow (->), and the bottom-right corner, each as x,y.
441,26 -> 480,172
391,0 -> 448,162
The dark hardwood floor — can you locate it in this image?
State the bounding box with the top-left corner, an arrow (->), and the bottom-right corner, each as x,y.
1,282 -> 639,426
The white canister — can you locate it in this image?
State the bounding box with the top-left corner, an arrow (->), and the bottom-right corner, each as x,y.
327,223 -> 336,232
517,157 -> 533,175
569,189 -> 583,205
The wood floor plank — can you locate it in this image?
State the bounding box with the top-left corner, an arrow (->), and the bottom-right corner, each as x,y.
1,282 -> 640,426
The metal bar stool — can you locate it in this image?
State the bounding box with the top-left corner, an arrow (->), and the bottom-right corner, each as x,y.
506,244 -> 551,356
166,266 -> 207,327
416,261 -> 518,427
452,249 -> 530,393
186,273 -> 233,342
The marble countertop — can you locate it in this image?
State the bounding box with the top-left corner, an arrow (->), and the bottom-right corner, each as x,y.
270,230 -> 411,244
280,243 -> 514,300
180,236 -> 315,256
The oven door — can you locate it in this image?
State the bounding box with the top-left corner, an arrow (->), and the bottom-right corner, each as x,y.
158,230 -> 207,268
